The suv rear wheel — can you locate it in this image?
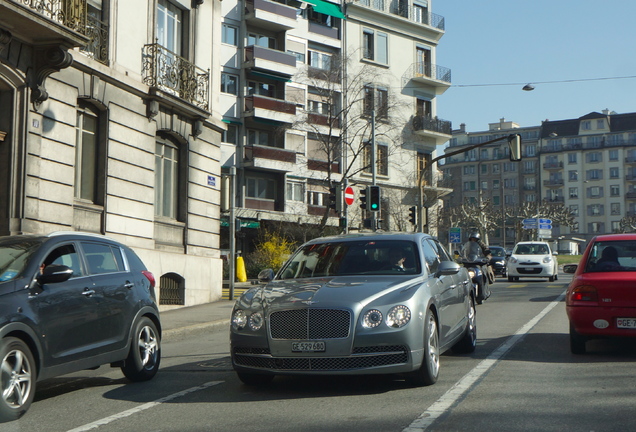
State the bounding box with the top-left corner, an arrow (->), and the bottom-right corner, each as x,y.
121,317 -> 161,381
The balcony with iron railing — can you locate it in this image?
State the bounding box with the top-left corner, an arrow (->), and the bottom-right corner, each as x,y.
405,62 -> 451,94
80,13 -> 108,64
412,115 -> 452,145
354,0 -> 445,33
142,43 -> 210,111
626,155 -> 636,165
245,0 -> 297,31
543,179 -> 564,187
543,161 -> 563,170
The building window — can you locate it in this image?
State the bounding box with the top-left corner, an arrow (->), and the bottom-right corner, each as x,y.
247,81 -> 276,97
526,145 -> 536,157
155,139 -> 179,219
581,120 -> 591,130
610,185 -> 620,197
612,221 -> 621,232
307,190 -> 326,206
247,177 -> 276,200
589,222 -> 604,233
609,167 -> 619,179
586,152 -> 602,163
363,85 -> 388,118
247,33 -> 276,48
309,50 -> 332,70
569,205 -> 579,217
567,153 -> 577,164
609,149 -> 619,161
588,186 -> 603,198
286,182 -> 305,202
363,142 -> 388,176
247,129 -> 271,147
611,202 -> 621,215
413,1 -> 428,23
568,170 -> 578,181
587,169 -> 602,180
569,187 -> 578,199
75,105 -> 100,202
221,73 -> 238,95
588,204 -> 604,216
157,0 -> 184,56
222,124 -> 238,145
222,24 -> 238,46
362,29 -> 388,64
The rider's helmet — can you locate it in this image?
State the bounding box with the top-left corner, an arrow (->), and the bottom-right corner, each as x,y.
469,232 -> 481,241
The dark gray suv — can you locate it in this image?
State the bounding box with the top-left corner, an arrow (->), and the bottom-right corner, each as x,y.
0,232 -> 161,422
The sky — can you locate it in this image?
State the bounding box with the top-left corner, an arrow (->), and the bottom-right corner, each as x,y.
432,0 -> 636,133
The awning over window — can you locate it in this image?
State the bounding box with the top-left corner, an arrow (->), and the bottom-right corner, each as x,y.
304,0 -> 346,20
249,70 -> 292,82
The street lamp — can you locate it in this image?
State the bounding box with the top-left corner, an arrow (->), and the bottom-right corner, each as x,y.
522,84 -> 535,91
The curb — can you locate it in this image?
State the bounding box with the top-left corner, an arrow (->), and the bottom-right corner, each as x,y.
162,319 -> 230,342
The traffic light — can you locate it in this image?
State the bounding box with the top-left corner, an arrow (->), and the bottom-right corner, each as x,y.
408,206 -> 418,225
368,185 -> 381,212
508,134 -> 522,161
328,184 -> 342,214
359,186 -> 368,210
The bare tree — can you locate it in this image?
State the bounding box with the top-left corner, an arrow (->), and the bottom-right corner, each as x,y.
619,214 -> 636,233
291,51 -> 412,233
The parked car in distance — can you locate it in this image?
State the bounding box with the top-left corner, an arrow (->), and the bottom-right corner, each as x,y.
488,246 -> 507,277
230,232 -> 477,387
565,234 -> 636,354
0,232 -> 161,422
506,241 -> 558,282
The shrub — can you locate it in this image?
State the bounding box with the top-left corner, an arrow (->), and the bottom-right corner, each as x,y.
245,230 -> 296,278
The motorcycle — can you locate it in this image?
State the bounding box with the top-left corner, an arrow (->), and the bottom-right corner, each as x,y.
456,243 -> 492,304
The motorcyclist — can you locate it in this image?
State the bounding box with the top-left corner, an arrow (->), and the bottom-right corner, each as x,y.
461,232 -> 495,301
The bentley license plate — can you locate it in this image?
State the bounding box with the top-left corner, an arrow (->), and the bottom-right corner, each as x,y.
616,318 -> 636,329
291,341 -> 326,352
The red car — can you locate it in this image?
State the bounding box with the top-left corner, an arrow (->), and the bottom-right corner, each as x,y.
564,234 -> 636,354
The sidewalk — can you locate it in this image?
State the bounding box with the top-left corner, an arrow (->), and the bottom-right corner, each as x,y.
160,281 -> 253,341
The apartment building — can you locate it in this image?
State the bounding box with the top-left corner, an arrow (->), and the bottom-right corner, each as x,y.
440,110 -> 636,247
219,0 -> 452,247
0,0 -> 225,308
440,119 -> 541,249
540,110 -> 636,242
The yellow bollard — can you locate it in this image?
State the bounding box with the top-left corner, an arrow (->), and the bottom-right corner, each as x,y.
236,256 -> 247,282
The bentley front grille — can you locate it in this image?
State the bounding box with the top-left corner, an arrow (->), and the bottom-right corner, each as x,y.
269,309 -> 351,339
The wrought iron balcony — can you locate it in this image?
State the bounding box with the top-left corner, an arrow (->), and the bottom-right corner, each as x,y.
543,161 -> 563,170
357,0 -> 445,31
80,13 -> 108,64
405,62 -> 451,94
543,179 -> 564,187
13,0 -> 87,33
412,115 -> 452,135
142,43 -> 210,111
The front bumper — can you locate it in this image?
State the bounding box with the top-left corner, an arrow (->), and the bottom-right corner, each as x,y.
507,264 -> 553,278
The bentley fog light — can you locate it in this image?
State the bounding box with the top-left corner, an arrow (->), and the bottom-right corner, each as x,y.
386,305 -> 411,328
232,309 -> 247,330
249,311 -> 264,331
362,309 -> 383,328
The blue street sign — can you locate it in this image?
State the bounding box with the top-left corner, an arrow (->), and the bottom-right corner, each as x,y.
539,224 -> 552,230
450,227 -> 461,243
523,218 -> 537,225
523,225 -> 536,230
539,218 -> 552,225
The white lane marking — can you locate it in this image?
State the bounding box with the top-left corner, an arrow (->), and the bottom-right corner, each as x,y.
403,291 -> 566,432
66,381 -> 223,432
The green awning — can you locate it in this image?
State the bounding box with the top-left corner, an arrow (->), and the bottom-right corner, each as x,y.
222,119 -> 242,125
305,0 -> 346,20
249,70 -> 292,82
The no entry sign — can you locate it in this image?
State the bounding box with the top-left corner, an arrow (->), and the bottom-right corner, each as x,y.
344,186 -> 355,206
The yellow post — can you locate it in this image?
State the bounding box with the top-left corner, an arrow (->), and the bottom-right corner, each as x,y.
236,256 -> 247,282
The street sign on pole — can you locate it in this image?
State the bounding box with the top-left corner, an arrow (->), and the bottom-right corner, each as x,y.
522,218 -> 537,225
539,218 -> 552,225
538,229 -> 552,238
450,227 -> 461,243
344,186 -> 355,206
539,223 -> 552,230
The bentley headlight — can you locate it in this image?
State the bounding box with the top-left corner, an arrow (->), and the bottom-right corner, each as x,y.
386,305 -> 411,328
232,309 -> 247,330
249,311 -> 264,331
362,309 -> 383,328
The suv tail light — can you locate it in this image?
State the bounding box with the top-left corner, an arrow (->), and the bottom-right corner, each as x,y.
570,285 -> 598,303
142,270 -> 156,289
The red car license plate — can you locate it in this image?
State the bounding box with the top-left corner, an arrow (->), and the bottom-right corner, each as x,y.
616,318 -> 636,329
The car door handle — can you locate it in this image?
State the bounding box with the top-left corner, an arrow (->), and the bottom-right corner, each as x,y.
81,288 -> 96,297
124,281 -> 134,289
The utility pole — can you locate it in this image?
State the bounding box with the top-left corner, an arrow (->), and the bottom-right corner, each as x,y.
228,166 -> 236,301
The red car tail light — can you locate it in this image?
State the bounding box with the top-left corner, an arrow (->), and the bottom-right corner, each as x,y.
142,270 -> 156,289
570,285 -> 598,303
